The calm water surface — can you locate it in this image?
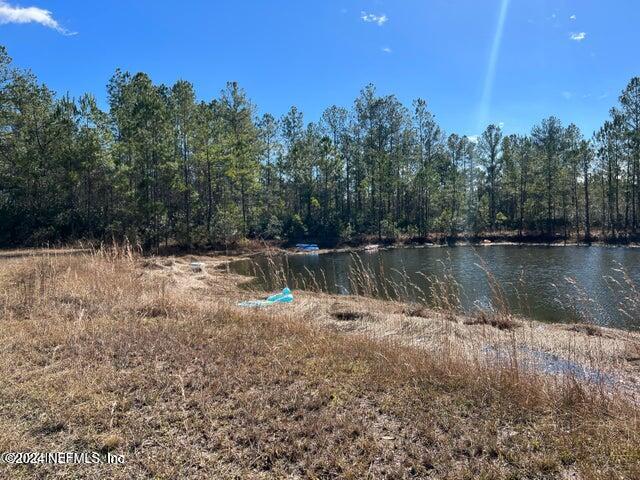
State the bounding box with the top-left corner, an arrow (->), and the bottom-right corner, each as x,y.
230,246 -> 640,330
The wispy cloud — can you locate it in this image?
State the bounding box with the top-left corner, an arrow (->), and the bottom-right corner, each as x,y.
0,0 -> 75,35
381,47 -> 392,54
361,11 -> 388,26
570,32 -> 586,41
569,14 -> 577,20
562,91 -> 574,100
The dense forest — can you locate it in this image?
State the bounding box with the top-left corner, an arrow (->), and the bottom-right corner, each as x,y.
1,45 -> 639,248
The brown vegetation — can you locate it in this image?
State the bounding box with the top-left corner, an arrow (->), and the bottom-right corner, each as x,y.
0,249 -> 639,479
463,311 -> 519,331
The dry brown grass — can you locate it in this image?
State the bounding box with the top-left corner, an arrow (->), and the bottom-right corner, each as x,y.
0,250 -> 639,479
463,311 -> 519,331
566,323 -> 604,337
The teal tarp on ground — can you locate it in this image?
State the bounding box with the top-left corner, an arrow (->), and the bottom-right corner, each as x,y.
238,288 -> 293,308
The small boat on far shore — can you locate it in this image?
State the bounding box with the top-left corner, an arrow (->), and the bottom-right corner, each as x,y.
363,244 -> 380,252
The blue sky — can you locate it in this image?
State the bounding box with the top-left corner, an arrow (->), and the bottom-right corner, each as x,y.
1,0 -> 639,138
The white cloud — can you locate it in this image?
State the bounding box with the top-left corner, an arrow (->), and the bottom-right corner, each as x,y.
0,0 -> 75,35
361,11 -> 388,26
562,91 -> 573,100
381,47 -> 392,54
570,32 -> 586,41
498,122 -> 505,129
467,135 -> 479,144
569,14 -> 577,20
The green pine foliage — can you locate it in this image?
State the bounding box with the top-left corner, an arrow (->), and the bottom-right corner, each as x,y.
1,45 -> 640,248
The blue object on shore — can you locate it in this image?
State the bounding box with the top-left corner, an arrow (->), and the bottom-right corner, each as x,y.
296,243 -> 319,251
266,287 -> 293,303
238,288 -> 294,308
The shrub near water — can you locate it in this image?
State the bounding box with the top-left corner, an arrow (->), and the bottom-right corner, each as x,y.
0,251 -> 638,479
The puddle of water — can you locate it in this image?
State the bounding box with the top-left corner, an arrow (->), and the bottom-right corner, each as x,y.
482,346 -> 615,386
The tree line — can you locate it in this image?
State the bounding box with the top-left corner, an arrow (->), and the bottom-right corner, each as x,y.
1,46 -> 639,248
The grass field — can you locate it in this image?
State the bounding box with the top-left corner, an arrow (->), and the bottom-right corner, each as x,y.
0,248 -> 639,479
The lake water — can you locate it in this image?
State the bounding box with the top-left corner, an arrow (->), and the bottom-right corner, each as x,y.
229,245 -> 640,330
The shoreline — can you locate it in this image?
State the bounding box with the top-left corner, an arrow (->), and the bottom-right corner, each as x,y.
305,240 -> 640,257
4,232 -> 640,257
2,247 -> 639,398
200,235 -> 640,259
172,251 -> 640,402
163,237 -> 640,265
